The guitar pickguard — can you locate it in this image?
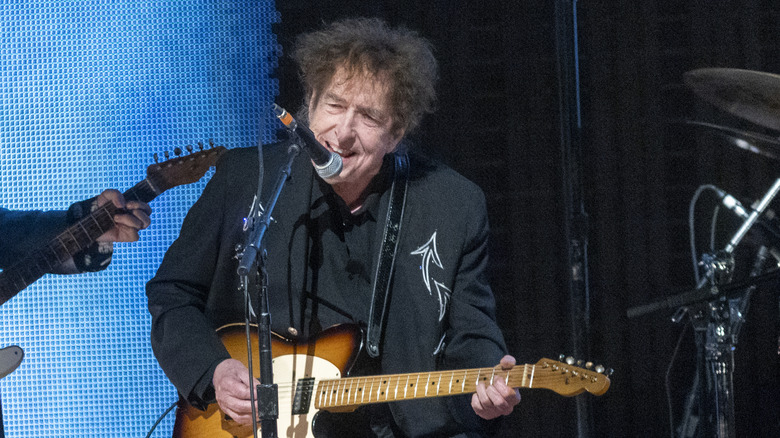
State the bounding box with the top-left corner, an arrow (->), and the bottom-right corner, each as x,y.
0,345 -> 23,379
274,354 -> 341,438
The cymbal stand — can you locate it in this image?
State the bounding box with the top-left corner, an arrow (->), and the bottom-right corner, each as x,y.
679,178 -> 780,438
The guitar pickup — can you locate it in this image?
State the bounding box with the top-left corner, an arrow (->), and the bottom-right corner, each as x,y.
292,377 -> 315,415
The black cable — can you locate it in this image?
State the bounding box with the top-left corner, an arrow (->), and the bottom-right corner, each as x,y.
665,321 -> 690,438
145,400 -> 177,438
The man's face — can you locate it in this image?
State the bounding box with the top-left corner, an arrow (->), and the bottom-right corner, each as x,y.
308,67 -> 404,193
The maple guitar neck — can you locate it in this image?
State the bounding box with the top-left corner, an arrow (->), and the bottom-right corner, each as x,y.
315,360 -> 604,412
0,145 -> 226,305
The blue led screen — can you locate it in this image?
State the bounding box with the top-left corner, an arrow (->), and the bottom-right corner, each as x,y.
0,1 -> 279,436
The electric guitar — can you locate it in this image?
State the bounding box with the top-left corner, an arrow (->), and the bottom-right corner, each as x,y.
173,323 -> 611,438
0,143 -> 226,306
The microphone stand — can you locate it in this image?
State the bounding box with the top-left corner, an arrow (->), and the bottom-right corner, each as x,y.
236,139 -> 303,438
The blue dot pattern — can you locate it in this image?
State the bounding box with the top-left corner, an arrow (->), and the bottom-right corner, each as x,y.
0,1 -> 279,436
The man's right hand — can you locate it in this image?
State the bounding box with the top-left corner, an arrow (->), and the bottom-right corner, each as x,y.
212,358 -> 259,426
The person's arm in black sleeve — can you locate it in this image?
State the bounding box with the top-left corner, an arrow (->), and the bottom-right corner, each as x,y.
146,155 -> 235,409
0,207 -> 68,270
1,189 -> 150,274
441,189 -> 519,433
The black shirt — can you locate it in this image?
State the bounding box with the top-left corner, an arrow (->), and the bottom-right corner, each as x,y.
299,158 -> 392,336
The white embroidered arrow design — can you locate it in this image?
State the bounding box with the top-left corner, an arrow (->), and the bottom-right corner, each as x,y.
411,231 -> 451,321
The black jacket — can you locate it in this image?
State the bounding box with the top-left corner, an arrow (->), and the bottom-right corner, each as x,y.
147,142 -> 508,436
0,208 -> 68,269
1,198 -> 111,273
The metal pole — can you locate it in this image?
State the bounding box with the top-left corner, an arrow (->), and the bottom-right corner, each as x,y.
554,0 -> 593,436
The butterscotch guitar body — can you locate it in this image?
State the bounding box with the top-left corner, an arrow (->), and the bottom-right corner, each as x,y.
172,323 -> 361,438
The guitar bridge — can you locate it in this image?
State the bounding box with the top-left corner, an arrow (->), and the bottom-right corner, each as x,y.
292,377 -> 315,415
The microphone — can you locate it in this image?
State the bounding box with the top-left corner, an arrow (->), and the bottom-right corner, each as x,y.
272,104 -> 342,179
716,189 -> 750,219
715,187 -> 780,256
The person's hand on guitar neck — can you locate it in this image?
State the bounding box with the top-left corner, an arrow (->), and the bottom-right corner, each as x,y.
471,355 -> 522,420
212,358 -> 259,426
93,189 -> 152,243
53,188 -> 152,275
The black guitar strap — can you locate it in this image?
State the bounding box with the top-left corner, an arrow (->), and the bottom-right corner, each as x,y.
366,152 -> 409,358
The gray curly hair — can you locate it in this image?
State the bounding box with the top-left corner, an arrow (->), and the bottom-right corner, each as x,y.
292,17 -> 439,136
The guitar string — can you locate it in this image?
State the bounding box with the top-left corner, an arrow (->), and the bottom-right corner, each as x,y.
241,367 -> 604,412
262,367 -> 599,389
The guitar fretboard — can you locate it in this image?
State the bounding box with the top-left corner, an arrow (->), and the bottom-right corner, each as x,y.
0,179 -> 158,305
315,365 -> 530,410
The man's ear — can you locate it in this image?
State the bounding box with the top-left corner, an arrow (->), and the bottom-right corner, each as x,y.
308,92 -> 319,114
390,129 -> 406,152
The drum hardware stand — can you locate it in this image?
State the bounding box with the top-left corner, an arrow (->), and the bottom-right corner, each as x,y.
628,178 -> 780,437
676,178 -> 780,438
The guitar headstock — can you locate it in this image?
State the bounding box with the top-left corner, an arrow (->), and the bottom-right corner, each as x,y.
532,356 -> 611,397
146,140 -> 227,193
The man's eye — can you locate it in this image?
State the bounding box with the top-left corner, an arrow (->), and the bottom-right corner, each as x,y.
361,113 -> 380,125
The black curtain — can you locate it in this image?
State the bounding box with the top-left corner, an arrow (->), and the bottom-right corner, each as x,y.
275,1 -> 780,436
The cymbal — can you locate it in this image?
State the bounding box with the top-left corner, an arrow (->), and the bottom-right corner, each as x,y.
684,68 -> 780,131
676,119 -> 780,161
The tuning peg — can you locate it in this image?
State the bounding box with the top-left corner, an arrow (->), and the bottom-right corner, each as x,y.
153,153 -> 159,164
595,364 -> 605,374
565,356 -> 575,365
164,150 -> 170,160
186,144 -> 193,153
606,368 -> 614,377
209,138 -> 214,148
173,147 -> 182,156
198,141 -> 205,150
576,359 -> 584,367
559,354 -> 565,362
585,361 -> 594,369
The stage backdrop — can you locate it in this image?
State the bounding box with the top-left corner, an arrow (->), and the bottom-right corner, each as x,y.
0,1 -> 279,436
